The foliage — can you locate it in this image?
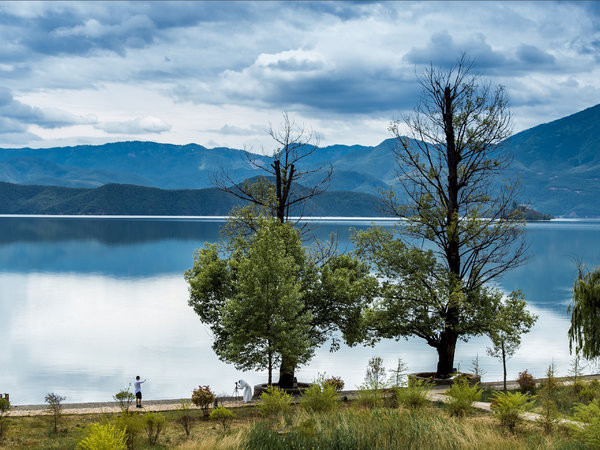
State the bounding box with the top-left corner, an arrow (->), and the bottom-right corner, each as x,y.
113,413 -> 143,450
490,391 -> 534,432
573,400 -> 600,448
470,355 -> 486,380
78,423 -> 127,450
324,376 -> 345,392
300,382 -> 339,413
113,387 -> 135,414
209,406 -> 234,431
191,385 -> 215,418
356,357 -> 389,409
569,265 -> 600,359
354,56 -> 527,379
394,377 -> 434,410
142,412 -> 165,445
389,358 -> 409,388
258,385 -> 293,418
516,370 -> 536,393
45,392 -> 66,433
176,400 -> 194,437
0,397 -> 9,439
569,353 -> 587,383
536,364 -> 559,433
446,377 -> 482,417
487,292 -> 537,391
186,216 -> 377,385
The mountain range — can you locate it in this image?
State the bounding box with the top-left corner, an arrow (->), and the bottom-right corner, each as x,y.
0,104 -> 598,217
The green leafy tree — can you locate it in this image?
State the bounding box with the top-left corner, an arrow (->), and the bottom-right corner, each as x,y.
354,56 -> 527,378
569,265 -> 600,359
186,217 -> 376,386
487,292 -> 537,391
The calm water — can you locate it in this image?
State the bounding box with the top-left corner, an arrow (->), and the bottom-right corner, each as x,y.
1,217 -> 599,405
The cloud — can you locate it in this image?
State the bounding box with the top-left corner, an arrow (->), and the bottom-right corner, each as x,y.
95,117 -> 171,134
208,124 -> 266,136
0,87 -> 93,134
516,44 -> 555,67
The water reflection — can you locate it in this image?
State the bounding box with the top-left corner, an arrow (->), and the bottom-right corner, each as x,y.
1,218 -> 600,404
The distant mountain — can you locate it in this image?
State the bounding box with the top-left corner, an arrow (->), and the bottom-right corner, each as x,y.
0,182 -> 386,217
0,104 -> 597,216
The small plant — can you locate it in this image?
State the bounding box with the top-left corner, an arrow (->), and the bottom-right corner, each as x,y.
78,423 -> 127,450
300,382 -> 339,413
210,405 -> 234,431
192,385 -> 215,418
257,385 -> 293,418
446,376 -> 482,417
143,412 -> 165,445
471,354 -> 486,380
113,386 -> 135,414
0,397 -> 9,439
491,391 -> 534,432
537,363 -> 559,433
579,385 -> 598,403
364,357 -> 388,390
573,400 -> 600,448
389,358 -> 409,387
516,370 -> 536,393
45,392 -> 66,433
569,354 -> 588,383
395,377 -> 433,410
113,413 -> 143,449
177,400 -> 194,438
324,376 -> 345,392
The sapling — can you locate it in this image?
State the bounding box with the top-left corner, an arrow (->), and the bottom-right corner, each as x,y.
177,400 -> 194,437
113,386 -> 135,414
0,397 -> 9,438
389,357 -> 408,387
45,392 -> 66,433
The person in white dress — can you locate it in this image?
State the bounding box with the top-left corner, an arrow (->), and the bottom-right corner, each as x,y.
237,379 -> 253,403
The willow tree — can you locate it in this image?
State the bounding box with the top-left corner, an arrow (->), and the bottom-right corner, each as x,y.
354,56 -> 528,378
568,265 -> 600,359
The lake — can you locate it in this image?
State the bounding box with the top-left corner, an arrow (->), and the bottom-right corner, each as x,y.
1,216 -> 599,405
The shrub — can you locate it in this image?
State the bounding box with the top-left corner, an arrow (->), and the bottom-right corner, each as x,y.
192,385 -> 215,418
177,400 -> 194,438
579,385 -> 598,403
143,412 -> 165,445
45,392 -> 66,433
516,370 -> 536,393
490,391 -> 534,432
446,377 -> 482,417
573,400 -> 600,448
537,364 -> 559,433
113,387 -> 135,414
395,377 -> 433,410
78,423 -> 127,450
257,385 -> 293,418
300,383 -> 339,413
0,397 -> 9,439
324,376 -> 345,392
356,387 -> 384,409
210,405 -> 234,431
113,413 -> 143,449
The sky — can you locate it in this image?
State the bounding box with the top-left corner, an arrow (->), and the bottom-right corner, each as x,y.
0,1 -> 599,152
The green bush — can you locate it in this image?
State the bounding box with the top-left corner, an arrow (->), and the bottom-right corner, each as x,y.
258,385 -> 293,418
395,377 -> 433,410
113,413 -> 143,449
356,388 -> 384,409
573,400 -> 600,448
78,423 -> 127,450
177,400 -> 194,438
516,370 -> 536,393
300,383 -> 339,413
490,391 -> 534,432
0,397 -> 9,438
210,405 -> 234,431
113,388 -> 135,414
579,385 -> 599,403
192,385 -> 215,418
537,364 -> 559,433
143,412 -> 165,445
446,377 -> 482,417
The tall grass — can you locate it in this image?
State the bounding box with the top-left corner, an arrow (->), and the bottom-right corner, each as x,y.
244,408 -> 550,449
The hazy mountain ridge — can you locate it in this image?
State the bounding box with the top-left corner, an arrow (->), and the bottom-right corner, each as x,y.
0,104 -> 597,216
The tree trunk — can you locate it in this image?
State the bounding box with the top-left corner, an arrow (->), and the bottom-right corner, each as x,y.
502,341 -> 507,392
278,356 -> 296,388
436,330 -> 458,378
268,349 -> 273,386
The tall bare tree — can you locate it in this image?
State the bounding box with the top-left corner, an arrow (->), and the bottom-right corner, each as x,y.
214,113 -> 332,230
355,56 -> 529,378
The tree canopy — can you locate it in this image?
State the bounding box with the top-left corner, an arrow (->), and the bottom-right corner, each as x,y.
568,265 -> 600,359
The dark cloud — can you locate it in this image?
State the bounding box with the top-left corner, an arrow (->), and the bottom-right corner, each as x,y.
516,44 -> 555,66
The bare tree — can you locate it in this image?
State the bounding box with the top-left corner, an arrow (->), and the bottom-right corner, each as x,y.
356,56 -> 529,378
214,112 -> 333,231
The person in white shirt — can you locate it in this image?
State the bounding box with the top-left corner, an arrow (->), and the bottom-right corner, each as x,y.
134,375 -> 146,408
